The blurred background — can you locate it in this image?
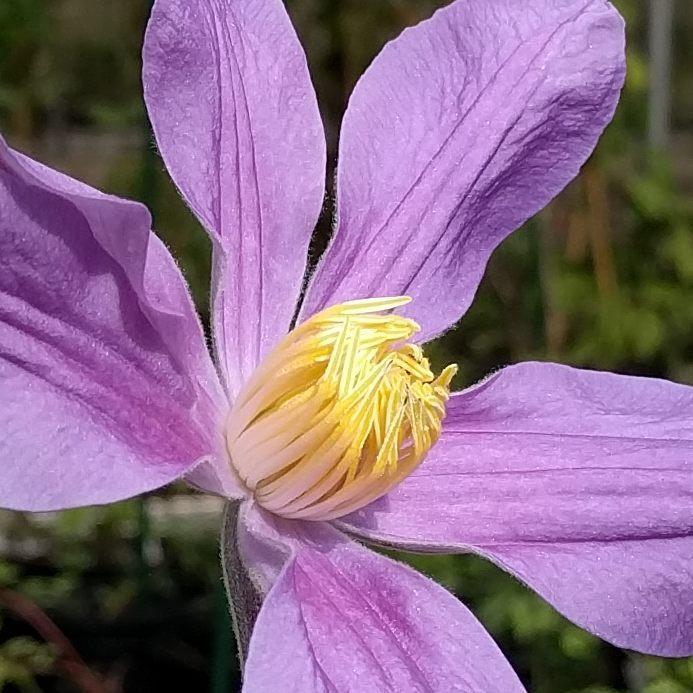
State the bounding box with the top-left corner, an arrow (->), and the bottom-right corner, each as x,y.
0,0 -> 692,691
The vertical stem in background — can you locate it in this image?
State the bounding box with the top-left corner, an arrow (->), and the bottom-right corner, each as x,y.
583,165 -> 618,298
527,219 -> 546,356
538,209 -> 567,357
134,497 -> 151,598
648,0 -> 675,151
210,583 -> 234,693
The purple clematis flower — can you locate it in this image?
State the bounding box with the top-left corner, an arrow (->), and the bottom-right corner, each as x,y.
2,0 -> 692,689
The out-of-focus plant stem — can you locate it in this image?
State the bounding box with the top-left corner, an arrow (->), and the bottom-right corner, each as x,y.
0,588 -> 114,693
648,0 -> 674,151
584,164 -> 619,297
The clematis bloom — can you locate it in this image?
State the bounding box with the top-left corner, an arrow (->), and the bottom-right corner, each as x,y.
1,0 -> 692,690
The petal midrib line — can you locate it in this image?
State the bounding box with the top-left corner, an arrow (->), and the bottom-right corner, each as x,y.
0,288 -> 191,396
412,465 -> 693,477
204,0 -> 266,383
341,528 -> 693,551
441,428 -> 693,444
325,0 -> 598,304
388,0 -> 602,300
295,556 -> 436,693
0,293 -> 203,457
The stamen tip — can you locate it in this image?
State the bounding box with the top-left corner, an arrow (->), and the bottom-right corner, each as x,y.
436,364 -> 458,389
380,295 -> 413,311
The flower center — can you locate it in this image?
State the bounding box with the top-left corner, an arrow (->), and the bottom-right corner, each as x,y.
225,297 -> 456,521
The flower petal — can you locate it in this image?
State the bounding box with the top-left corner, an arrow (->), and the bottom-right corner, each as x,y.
0,140 -> 232,510
301,0 -> 625,341
239,504 -> 525,693
340,363 -> 693,656
143,0 -> 326,396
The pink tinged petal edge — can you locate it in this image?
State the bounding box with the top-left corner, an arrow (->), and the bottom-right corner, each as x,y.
340,362 -> 693,656
301,0 -> 625,341
238,503 -> 526,693
0,138 -> 235,511
143,0 -> 327,397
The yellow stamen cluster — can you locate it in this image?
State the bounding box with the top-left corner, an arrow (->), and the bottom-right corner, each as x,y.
226,297 -> 457,521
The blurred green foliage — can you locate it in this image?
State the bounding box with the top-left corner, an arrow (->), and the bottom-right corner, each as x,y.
0,0 -> 691,691
0,631 -> 54,693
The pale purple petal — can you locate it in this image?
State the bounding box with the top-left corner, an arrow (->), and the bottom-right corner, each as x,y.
0,139 -> 232,510
301,0 -> 625,341
143,0 -> 326,396
143,235 -> 240,499
341,363 -> 693,656
239,504 -> 525,693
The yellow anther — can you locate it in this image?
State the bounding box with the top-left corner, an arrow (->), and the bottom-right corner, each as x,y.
225,297 -> 457,521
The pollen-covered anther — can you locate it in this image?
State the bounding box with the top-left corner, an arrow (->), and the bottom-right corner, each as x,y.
225,297 -> 457,521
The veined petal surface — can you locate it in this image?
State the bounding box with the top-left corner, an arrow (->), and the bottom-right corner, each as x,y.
341,362 -> 693,656
238,504 -> 525,693
0,140 -> 229,510
301,0 -> 625,341
144,0 -> 326,396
